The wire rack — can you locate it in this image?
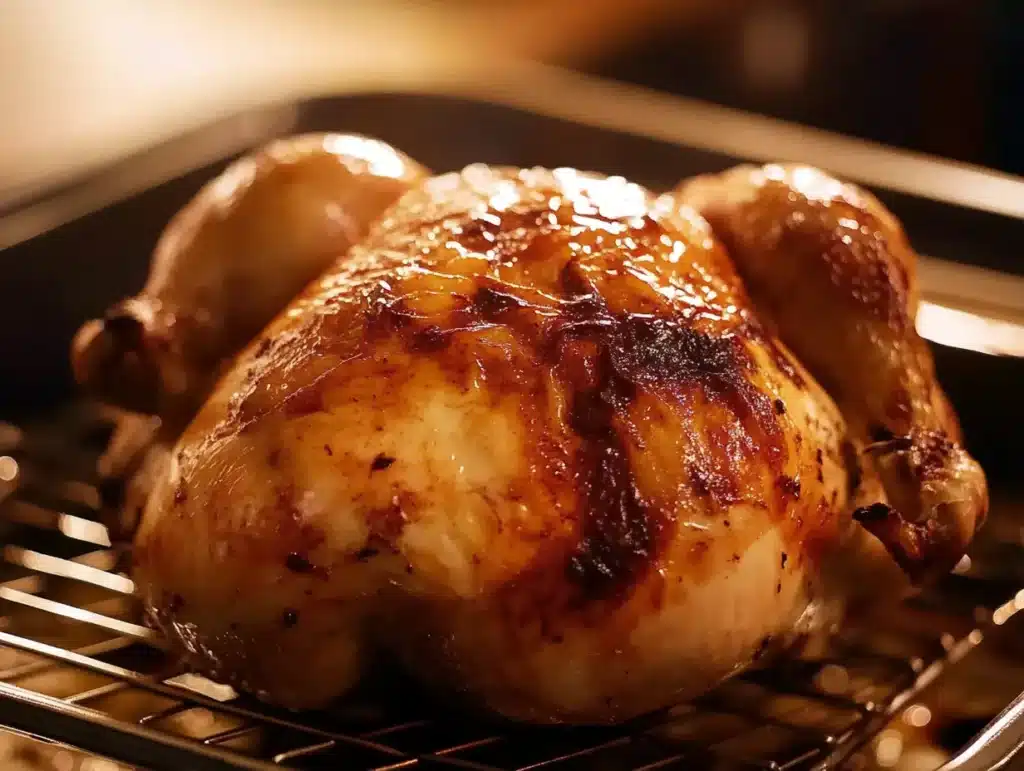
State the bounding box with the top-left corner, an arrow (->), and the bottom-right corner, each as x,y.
0,404 -> 1021,771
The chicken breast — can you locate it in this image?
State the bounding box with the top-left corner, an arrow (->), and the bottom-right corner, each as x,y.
131,165 -> 899,723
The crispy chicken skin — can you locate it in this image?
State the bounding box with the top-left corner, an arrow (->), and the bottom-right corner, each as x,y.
131,165 -> 901,723
72,134 -> 428,426
671,165 -> 987,582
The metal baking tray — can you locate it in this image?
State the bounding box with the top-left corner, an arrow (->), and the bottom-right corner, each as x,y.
1,68 -> 1023,770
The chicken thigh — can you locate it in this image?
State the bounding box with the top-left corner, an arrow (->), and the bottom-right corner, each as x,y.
672,165 -> 987,582
73,133 -> 428,427
130,165 -> 911,723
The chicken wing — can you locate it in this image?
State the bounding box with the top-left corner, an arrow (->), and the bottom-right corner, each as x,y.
72,133 -> 429,426
671,164 -> 987,582
131,165 -> 900,723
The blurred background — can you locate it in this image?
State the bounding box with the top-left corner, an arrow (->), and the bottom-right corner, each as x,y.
1,0 -> 1021,208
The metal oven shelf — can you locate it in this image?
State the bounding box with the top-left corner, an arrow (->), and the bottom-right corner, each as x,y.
0,404 -> 1021,770
1,66 -> 1022,771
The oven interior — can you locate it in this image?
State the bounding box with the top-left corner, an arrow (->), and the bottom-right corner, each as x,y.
0,92 -> 1022,771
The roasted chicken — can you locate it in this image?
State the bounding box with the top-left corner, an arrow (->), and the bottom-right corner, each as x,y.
74,147 -> 986,725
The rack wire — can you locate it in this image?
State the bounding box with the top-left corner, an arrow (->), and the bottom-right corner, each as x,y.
0,403 -> 1021,771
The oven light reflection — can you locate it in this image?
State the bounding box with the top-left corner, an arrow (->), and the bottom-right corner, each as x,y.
875,729 -> 904,767
990,590 -> 1024,626
903,704 -> 932,728
164,672 -> 238,703
0,455 -> 18,482
58,513 -> 112,547
916,301 -> 1024,357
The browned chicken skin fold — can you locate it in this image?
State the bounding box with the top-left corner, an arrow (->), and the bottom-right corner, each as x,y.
672,164 -> 987,582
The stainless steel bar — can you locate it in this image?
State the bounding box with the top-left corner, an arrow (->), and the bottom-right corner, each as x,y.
203,724 -> 261,746
0,635 -> 134,680
139,702 -> 191,725
0,679 -> 279,771
272,740 -> 337,764
938,690 -> 1024,771
0,587 -> 154,640
2,545 -> 134,594
809,629 -> 985,771
64,680 -> 130,704
0,500 -> 110,546
0,630 -> 408,760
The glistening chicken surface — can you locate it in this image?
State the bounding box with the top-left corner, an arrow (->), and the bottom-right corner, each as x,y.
73,137 -> 986,725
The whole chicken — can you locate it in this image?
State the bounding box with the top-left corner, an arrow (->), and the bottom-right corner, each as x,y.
117,159 -> 984,725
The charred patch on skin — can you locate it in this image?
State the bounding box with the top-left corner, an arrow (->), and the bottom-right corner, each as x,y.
777,475 -> 801,498
254,337 -> 273,358
550,257 -> 785,607
473,285 -> 528,317
283,550 -> 329,580
281,382 -> 326,418
370,453 -> 396,472
753,635 -> 773,661
173,481 -> 188,505
480,250 -> 791,627
282,609 -> 299,628
366,494 -> 411,547
411,324 -> 450,353
841,440 -> 862,495
285,552 -> 314,573
167,592 -> 185,613
853,502 -> 891,524
870,424 -> 895,443
353,546 -> 379,562
267,447 -> 282,468
562,379 -> 657,600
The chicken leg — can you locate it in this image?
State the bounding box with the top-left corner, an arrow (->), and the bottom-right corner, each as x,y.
671,164 -> 987,582
73,133 -> 429,426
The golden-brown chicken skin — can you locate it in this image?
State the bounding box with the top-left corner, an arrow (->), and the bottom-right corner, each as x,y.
672,164 -> 987,583
131,165 -> 887,724
72,133 -> 429,427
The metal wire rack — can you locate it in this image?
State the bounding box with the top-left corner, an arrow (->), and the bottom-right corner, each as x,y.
0,404 -> 1021,771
